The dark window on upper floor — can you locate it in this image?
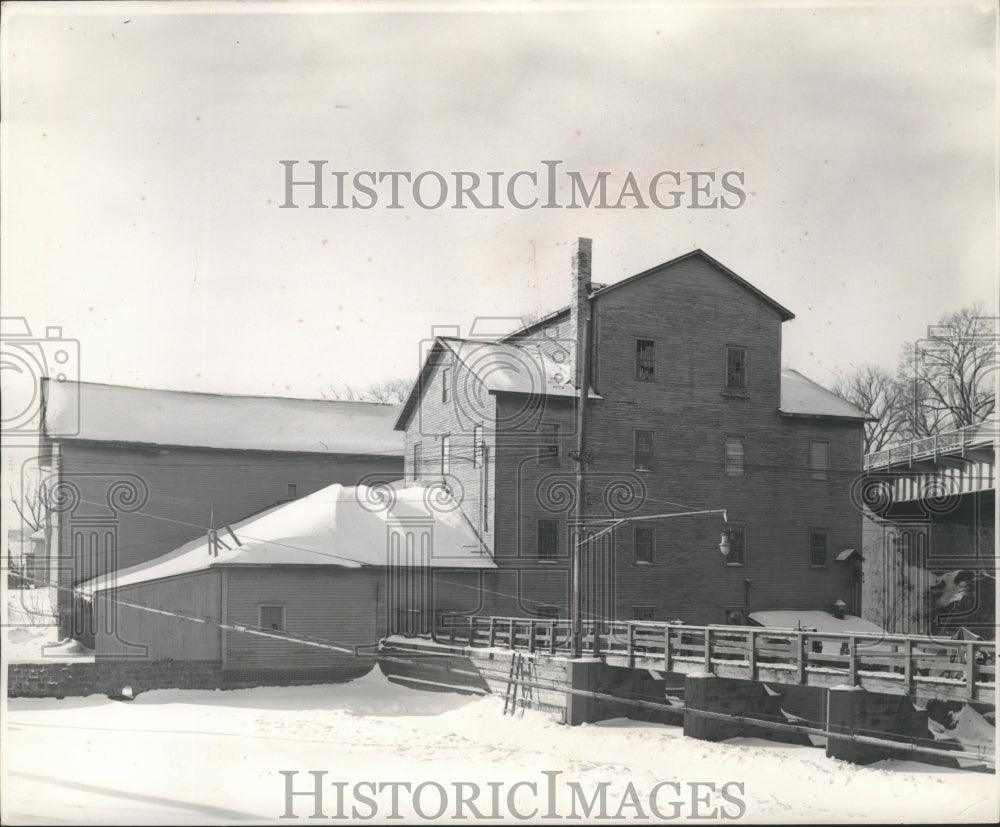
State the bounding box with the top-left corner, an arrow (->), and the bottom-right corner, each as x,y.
726,346 -> 747,389
635,339 -> 656,381
632,606 -> 656,622
810,440 -> 830,480
537,519 -> 559,560
810,529 -> 829,567
287,483 -> 297,498
634,429 -> 655,471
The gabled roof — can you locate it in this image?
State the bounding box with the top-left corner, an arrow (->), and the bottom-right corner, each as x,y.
75,481 -> 495,596
42,379 -> 404,456
394,337 -> 600,431
779,369 -> 873,421
504,248 -> 795,340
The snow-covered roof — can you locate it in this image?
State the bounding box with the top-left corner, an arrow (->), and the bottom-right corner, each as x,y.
42,380 -> 404,456
779,369 -> 872,420
749,610 -> 885,636
75,482 -> 495,597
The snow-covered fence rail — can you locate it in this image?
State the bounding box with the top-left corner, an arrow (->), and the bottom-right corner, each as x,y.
433,615 -> 996,704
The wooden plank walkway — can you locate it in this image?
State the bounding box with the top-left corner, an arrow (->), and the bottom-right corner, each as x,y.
433,615 -> 996,705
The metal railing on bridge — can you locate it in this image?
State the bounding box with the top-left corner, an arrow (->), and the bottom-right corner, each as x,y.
432,614 -> 996,704
864,421 -> 997,471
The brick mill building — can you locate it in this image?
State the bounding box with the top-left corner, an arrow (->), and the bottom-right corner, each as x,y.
393,243 -> 873,628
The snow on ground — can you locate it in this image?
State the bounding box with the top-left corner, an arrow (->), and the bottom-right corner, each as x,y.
3,668 -> 997,825
5,588 -> 87,662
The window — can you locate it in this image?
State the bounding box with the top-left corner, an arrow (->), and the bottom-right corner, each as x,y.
632,606 -> 655,622
634,429 -> 655,471
535,605 -> 561,619
537,519 -> 559,560
634,526 -> 654,564
635,339 -> 656,381
441,367 -> 450,403
286,483 -> 297,498
726,346 -> 747,389
724,526 -> 745,565
472,424 -> 484,468
810,530 -> 829,567
412,442 -> 422,480
810,440 -> 829,480
723,608 -> 745,626
725,436 -> 745,477
538,423 -> 559,466
259,605 -> 285,632
441,435 -> 450,475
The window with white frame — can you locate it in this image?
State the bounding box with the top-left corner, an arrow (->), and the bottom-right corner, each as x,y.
725,435 -> 745,477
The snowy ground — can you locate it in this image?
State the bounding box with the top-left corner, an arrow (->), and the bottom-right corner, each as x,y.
3,667 -> 997,825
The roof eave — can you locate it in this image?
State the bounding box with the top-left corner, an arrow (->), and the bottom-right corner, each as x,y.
778,410 -> 873,423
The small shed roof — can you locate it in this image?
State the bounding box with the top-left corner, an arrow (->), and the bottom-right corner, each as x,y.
42,380 -> 404,456
749,610 -> 885,635
76,481 -> 495,597
779,368 -> 872,420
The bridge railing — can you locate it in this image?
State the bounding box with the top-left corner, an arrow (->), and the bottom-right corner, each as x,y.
865,421 -> 996,470
433,614 -> 996,701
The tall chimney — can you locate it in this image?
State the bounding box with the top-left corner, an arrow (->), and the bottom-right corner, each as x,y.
570,237 -> 592,388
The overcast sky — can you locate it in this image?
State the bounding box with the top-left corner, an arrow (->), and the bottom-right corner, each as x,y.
2,1 -> 996,407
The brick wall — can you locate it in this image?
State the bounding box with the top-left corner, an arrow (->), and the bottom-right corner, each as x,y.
404,253 -> 865,624
8,659 -> 223,698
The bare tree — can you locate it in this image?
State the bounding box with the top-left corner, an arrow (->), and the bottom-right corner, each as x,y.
833,364 -> 906,454
323,378 -> 414,405
8,478 -> 48,532
898,303 -> 996,436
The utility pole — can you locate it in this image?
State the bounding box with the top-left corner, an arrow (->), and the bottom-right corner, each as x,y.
570,238 -> 593,659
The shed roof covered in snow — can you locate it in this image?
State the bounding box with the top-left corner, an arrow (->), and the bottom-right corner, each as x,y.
778,369 -> 873,421
42,379 -> 404,456
76,482 -> 495,596
749,610 -> 885,636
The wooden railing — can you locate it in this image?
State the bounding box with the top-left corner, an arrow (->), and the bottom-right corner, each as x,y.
432,615 -> 996,702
